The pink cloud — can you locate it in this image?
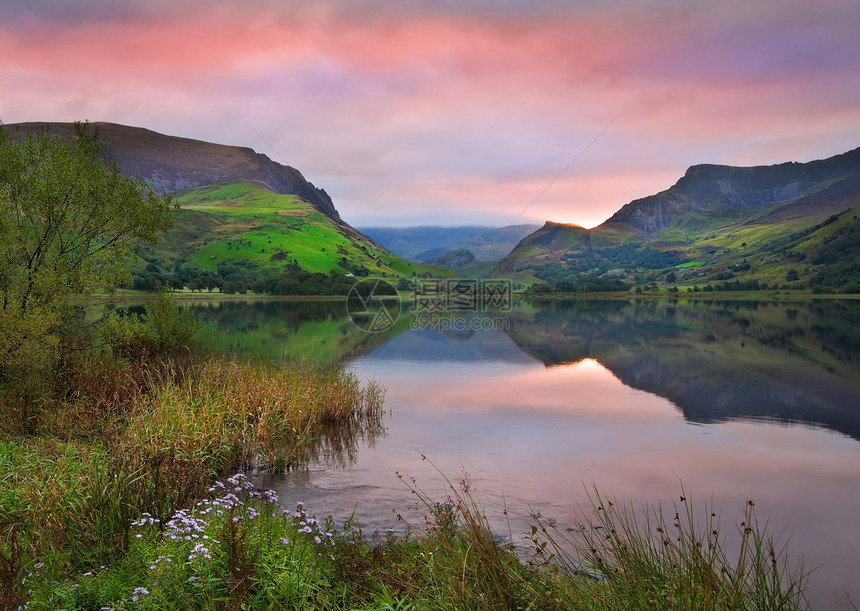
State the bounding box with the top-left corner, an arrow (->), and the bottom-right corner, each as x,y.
2,1 -> 858,228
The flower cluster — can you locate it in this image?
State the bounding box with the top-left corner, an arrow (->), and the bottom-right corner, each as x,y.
291,501 -> 334,547
131,586 -> 149,602
199,473 -> 271,518
148,556 -> 172,571
164,509 -> 209,542
122,472 -> 333,604
130,512 -> 160,539
188,542 -> 212,561
129,512 -> 160,528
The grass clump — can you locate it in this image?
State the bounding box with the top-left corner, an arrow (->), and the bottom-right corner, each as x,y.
527,486 -> 811,610
0,347 -> 384,610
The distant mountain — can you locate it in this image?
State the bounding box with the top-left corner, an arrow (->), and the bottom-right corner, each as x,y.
423,248 -> 476,269
494,147 -> 860,292
358,225 -> 540,263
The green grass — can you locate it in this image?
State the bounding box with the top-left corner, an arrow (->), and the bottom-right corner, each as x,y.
149,182 -> 443,279
5,456 -> 811,610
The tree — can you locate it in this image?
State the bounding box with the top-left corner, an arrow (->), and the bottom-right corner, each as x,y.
0,122 -> 174,380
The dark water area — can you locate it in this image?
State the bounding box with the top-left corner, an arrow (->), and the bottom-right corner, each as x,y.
193,297 -> 860,609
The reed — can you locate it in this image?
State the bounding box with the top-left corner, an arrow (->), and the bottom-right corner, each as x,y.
527,485 -> 812,610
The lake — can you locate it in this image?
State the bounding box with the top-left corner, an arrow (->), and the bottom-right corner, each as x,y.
192,295 -> 860,609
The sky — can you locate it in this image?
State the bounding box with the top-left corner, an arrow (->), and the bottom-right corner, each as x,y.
2,0 -> 859,228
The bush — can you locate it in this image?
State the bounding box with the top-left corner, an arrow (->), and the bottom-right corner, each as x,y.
99,291 -> 200,360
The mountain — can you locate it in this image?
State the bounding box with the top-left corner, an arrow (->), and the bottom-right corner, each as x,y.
423,248 -> 476,269
358,225 -> 540,263
494,147 -> 860,292
607,147 -> 860,235
3,121 -> 446,293
5,121 -> 341,221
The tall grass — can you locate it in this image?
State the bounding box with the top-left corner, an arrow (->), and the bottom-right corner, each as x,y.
113,358 -> 384,520
384,467 -> 577,610
323,467 -> 810,610
0,352 -> 384,609
527,485 -> 812,610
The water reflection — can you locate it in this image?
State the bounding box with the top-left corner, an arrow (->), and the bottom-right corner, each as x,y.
350,323 -> 860,609
505,299 -> 860,439
193,297 -> 860,440
191,298 -> 404,364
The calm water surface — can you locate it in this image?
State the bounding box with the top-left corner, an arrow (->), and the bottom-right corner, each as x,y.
195,298 -> 860,609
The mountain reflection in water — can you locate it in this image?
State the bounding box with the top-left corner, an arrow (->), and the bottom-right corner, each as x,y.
194,297 -> 860,439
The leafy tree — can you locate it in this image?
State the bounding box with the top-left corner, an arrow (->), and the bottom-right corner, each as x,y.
0,122 -> 174,381
526,282 -> 554,296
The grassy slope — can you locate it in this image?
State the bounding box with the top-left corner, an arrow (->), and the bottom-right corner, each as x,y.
491,221 -> 645,282
149,182 -> 449,278
494,203 -> 859,288
492,152 -> 860,288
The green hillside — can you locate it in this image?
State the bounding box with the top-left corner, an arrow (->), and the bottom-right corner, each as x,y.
492,147 -> 860,293
133,182 -> 449,293
3,122 -> 452,295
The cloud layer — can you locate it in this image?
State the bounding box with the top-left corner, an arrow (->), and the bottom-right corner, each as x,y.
2,0 -> 859,227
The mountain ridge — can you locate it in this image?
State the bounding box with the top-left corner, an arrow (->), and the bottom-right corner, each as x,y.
3,121 -> 342,222
493,146 -> 860,291
606,146 -> 860,235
